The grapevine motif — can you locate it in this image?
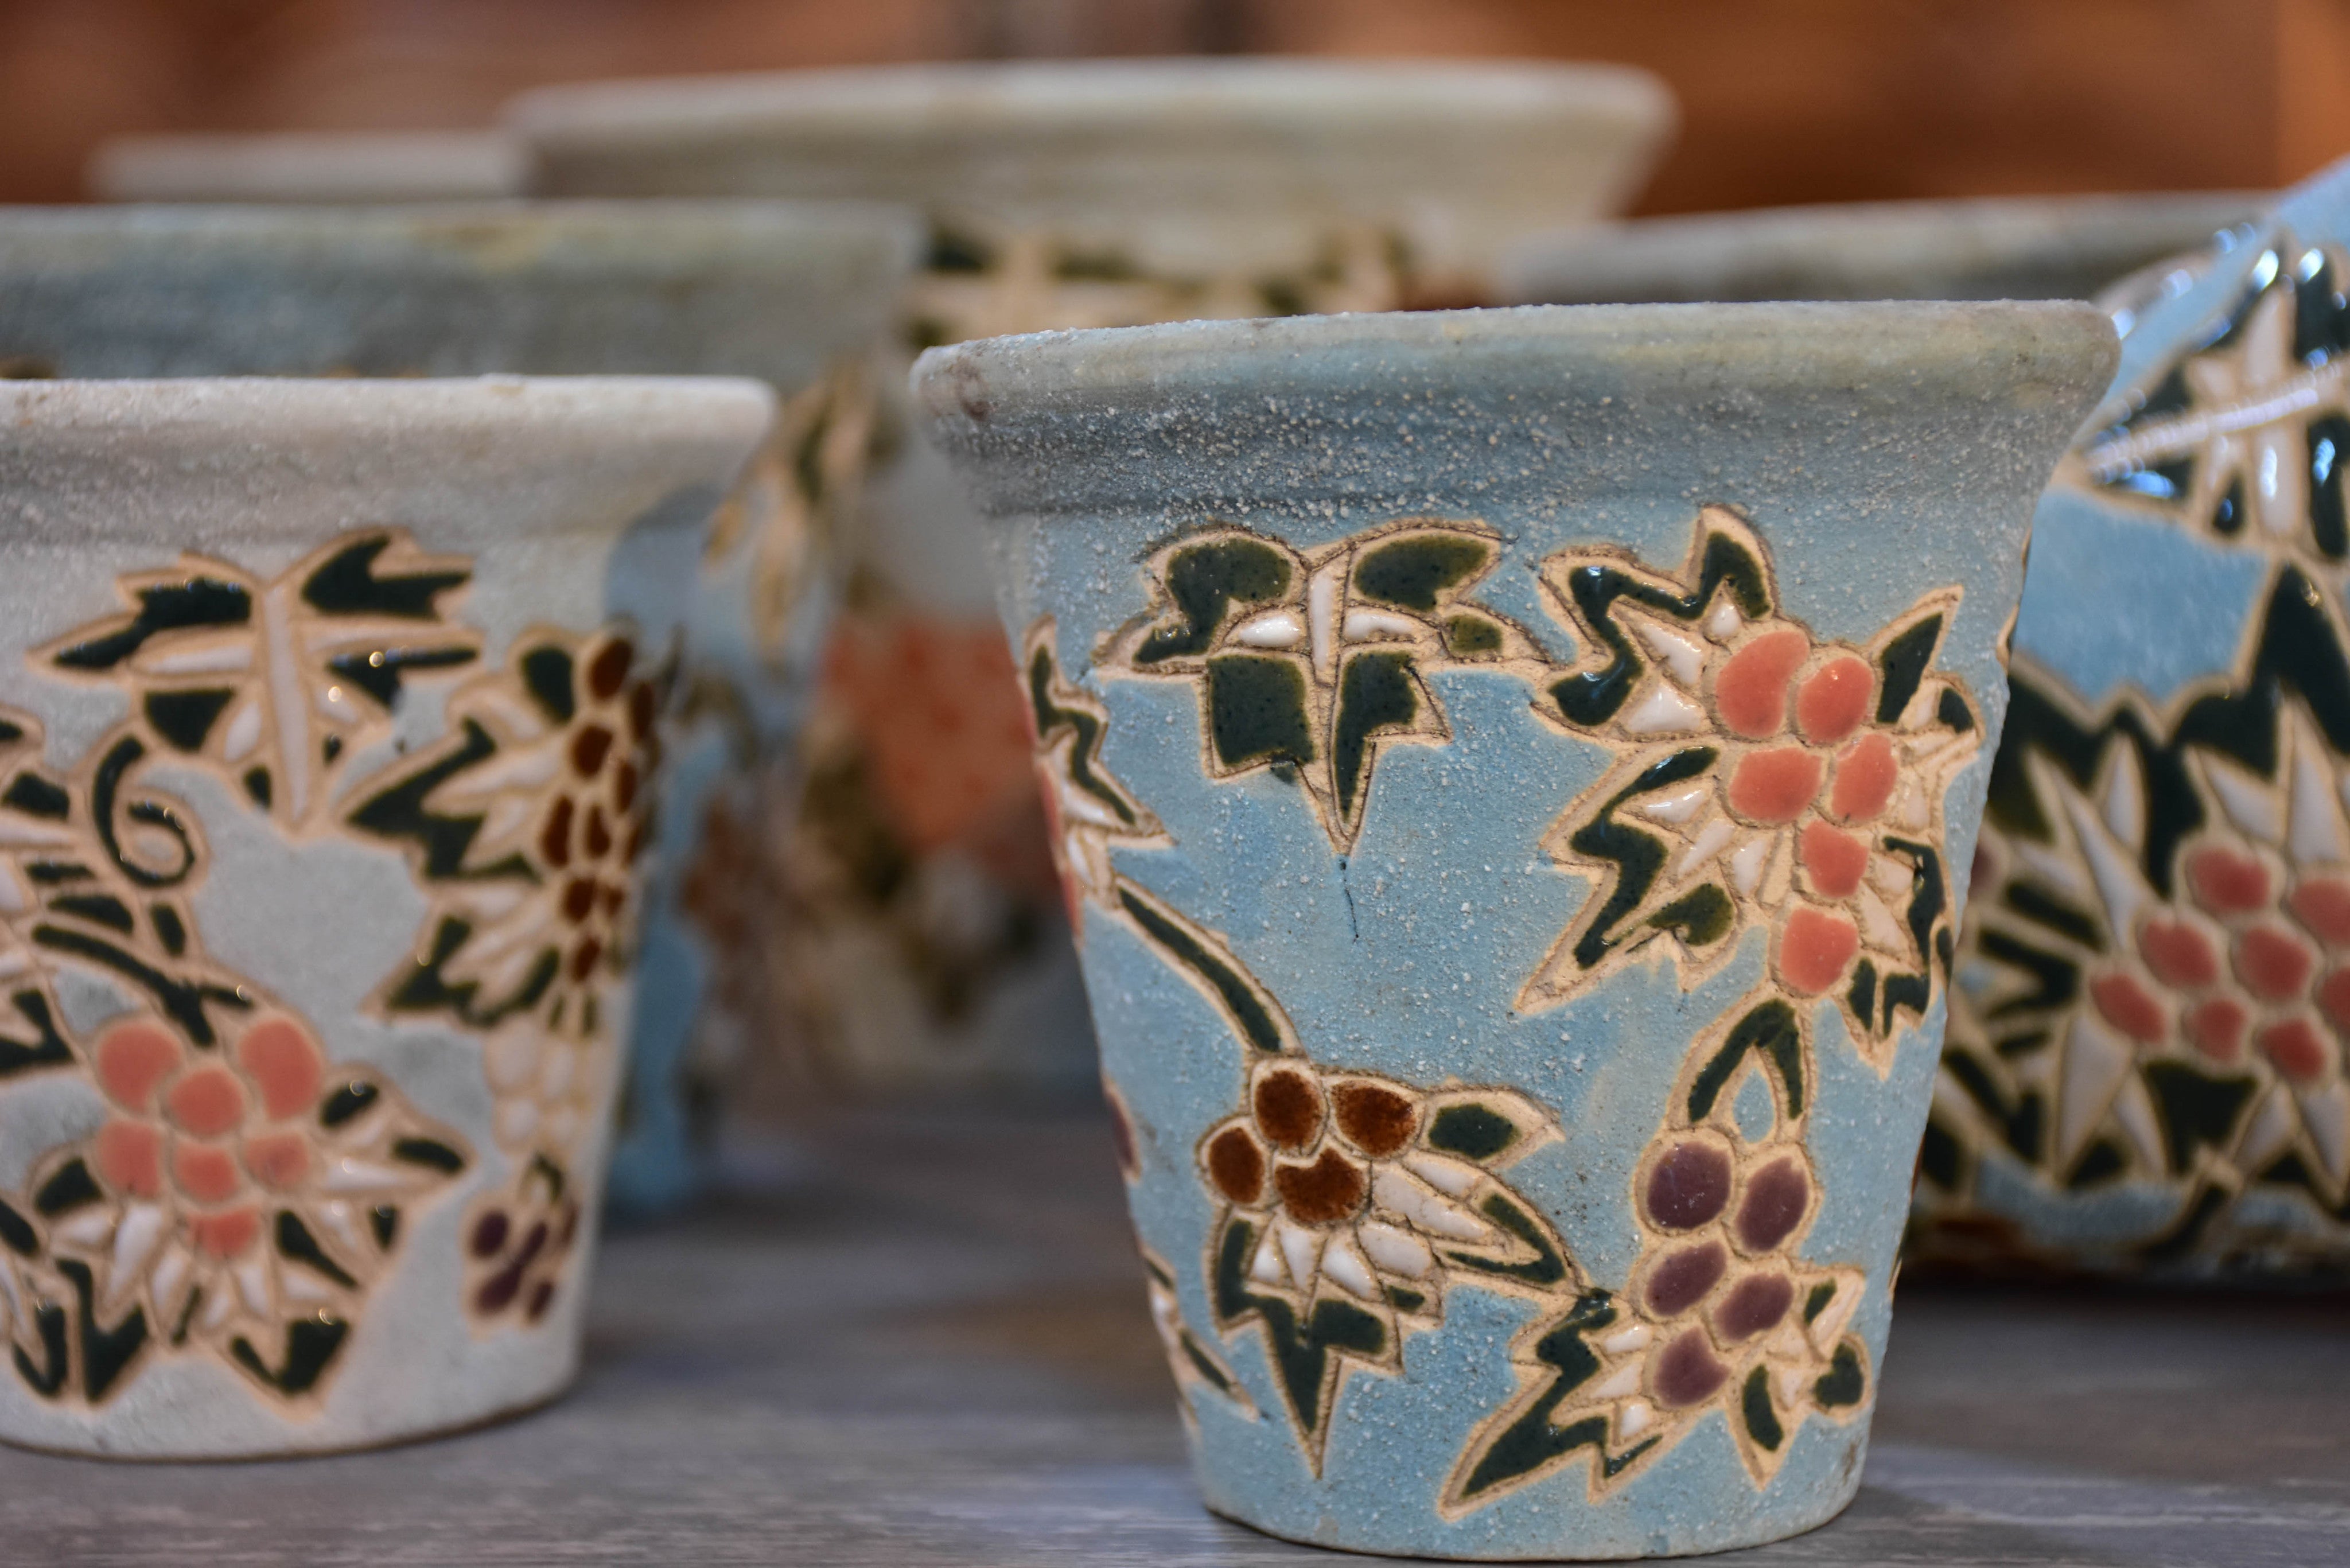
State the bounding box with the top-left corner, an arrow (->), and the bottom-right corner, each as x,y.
1521,506 -> 1980,1076
1028,612 -> 1885,1504
0,701 -> 465,1407
40,532 -> 479,833
348,625 -> 663,1325
1921,226 -> 2350,1271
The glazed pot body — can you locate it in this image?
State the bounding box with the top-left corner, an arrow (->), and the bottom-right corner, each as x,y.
0,376 -> 771,1456
0,203 -> 917,1211
913,305 -> 2115,1557
1913,161 -> 2350,1277
508,59 -> 1675,1099
1500,192 -> 2260,306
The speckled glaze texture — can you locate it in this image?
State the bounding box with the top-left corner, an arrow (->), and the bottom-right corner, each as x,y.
914,304 -> 2116,1559
508,60 -> 1675,1101
0,203 -> 918,1213
1913,156 -> 2350,1278
0,378 -> 771,1457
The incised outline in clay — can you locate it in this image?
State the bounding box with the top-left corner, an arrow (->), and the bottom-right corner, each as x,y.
347,624 -> 662,1328
41,531 -> 480,834
1520,505 -> 1981,1077
1098,520 -> 1548,855
0,707 -> 465,1409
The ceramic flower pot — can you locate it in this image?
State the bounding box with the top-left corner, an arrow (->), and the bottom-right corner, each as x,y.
1908,159 -> 2350,1277
1500,192 -> 2262,306
0,375 -> 771,1457
507,59 -> 1676,1097
0,201 -> 919,1212
911,302 -> 2116,1558
88,131 -> 526,204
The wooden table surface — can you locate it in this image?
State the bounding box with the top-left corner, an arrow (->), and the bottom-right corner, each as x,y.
3,1106 -> 2345,1566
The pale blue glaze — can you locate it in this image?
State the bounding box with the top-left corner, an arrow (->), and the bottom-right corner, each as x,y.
918,304 -> 2114,1557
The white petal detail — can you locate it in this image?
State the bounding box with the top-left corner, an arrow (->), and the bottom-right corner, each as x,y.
1623,684 -> 1706,737
1634,618 -> 1708,686
2060,788 -> 2153,948
1599,1322 -> 1652,1356
1321,1232 -> 1382,1299
2100,744 -> 2146,850
1277,1220 -> 1324,1293
1617,1399 -> 1656,1439
1372,1168 -> 1494,1243
2204,754 -> 2283,844
1729,834 -> 1771,896
1231,609 -> 1305,649
53,1209 -> 115,1250
2296,1080 -> 2350,1187
1588,1362 -> 1641,1400
1705,597 -> 1741,640
2234,1085 -> 2302,1176
1636,783 -> 1711,824
1676,815 -> 1737,876
1250,1226 -> 1287,1286
1402,1152 -> 1483,1196
221,697 -> 264,762
1356,1220 -> 1434,1277
106,1203 -> 170,1308
1342,608 -> 1421,643
2055,1014 -> 2135,1168
2286,711 -> 2350,867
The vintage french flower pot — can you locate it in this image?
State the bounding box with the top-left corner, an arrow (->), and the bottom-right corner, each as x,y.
0,201 -> 919,1212
0,376 -> 772,1456
1500,192 -> 2260,306
1908,159 -> 2350,1277
911,304 -> 2116,1558
507,60 -> 1676,1096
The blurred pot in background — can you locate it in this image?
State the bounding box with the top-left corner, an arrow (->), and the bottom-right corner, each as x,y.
1909,159 -> 2350,1280
0,200 -> 918,1212
0,375 -> 770,1456
1502,192 -> 2261,306
507,58 -> 1676,1098
88,131 -> 526,204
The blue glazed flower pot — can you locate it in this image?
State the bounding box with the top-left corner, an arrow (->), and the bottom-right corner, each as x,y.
0,201 -> 918,1215
912,304 -> 2116,1558
1912,155 -> 2350,1278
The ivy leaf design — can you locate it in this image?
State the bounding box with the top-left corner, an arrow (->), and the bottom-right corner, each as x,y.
0,712 -> 248,1054
41,531 -> 479,834
348,625 -> 662,1171
1100,522 -> 1547,854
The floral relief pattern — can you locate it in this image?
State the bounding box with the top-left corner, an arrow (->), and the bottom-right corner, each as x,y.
904,223 -> 1410,352
2077,236 -> 2350,564
1919,224 -> 2350,1272
347,625 -> 661,1324
1037,497 -> 1921,1503
1099,522 -> 1547,854
1447,1017 -> 1869,1509
1521,506 -> 1981,1076
1200,1057 -> 1587,1474
1920,559 -> 2350,1265
701,359 -> 874,670
40,532 -> 480,832
4,1012 -> 465,1406
0,703 -> 466,1407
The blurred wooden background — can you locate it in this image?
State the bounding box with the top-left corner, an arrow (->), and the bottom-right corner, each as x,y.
2,0 -> 2346,207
